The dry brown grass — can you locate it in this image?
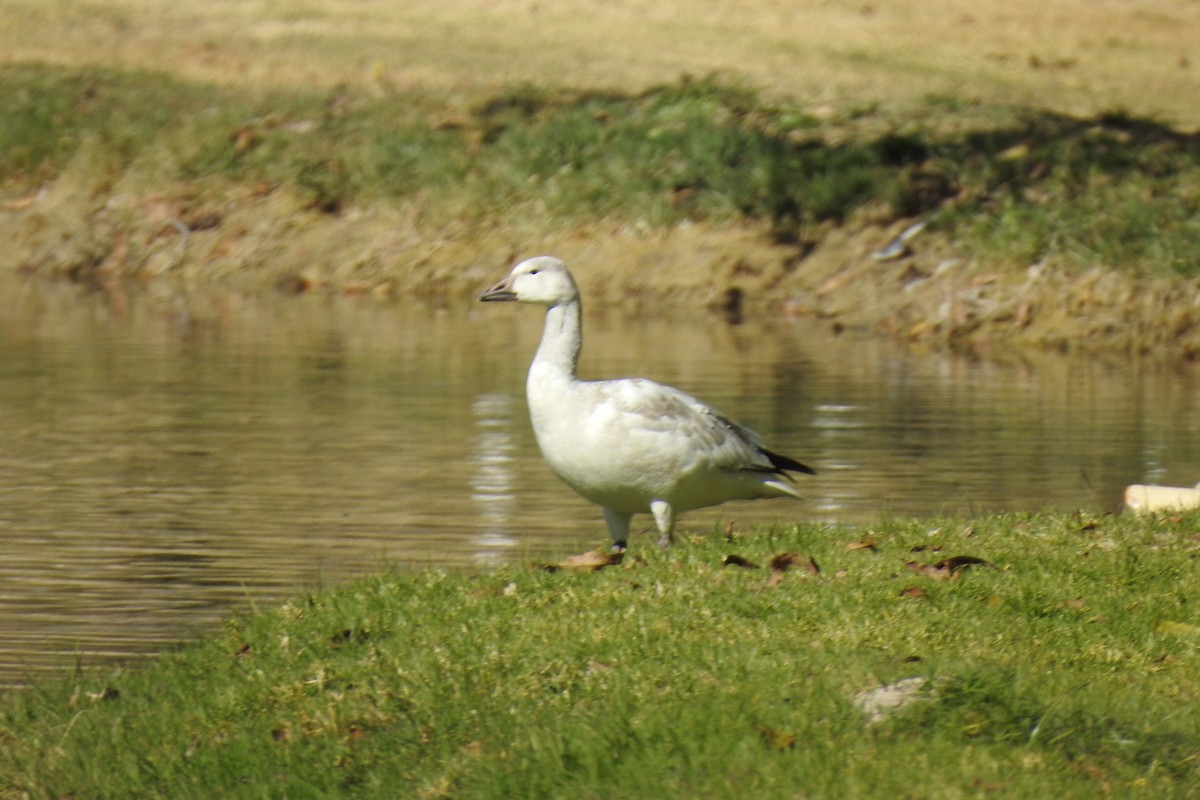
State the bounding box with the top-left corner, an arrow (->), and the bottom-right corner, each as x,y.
2,0 -> 1197,126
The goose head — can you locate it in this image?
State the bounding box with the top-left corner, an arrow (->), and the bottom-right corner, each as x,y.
479,256 -> 579,307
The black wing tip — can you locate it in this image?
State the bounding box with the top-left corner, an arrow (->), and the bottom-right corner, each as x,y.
765,449 -> 817,476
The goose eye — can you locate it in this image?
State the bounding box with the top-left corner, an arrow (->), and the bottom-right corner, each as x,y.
529,269 -> 540,275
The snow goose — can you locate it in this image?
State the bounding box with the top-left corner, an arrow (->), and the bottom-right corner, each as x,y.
479,256 -> 815,550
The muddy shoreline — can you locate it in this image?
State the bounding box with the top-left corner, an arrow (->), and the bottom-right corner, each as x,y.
3,182 -> 1199,359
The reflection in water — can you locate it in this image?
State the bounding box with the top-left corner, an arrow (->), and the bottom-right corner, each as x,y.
469,393 -> 519,566
808,403 -> 867,515
0,279 -> 1197,686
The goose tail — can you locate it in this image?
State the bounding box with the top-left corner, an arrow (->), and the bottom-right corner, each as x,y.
764,449 -> 816,477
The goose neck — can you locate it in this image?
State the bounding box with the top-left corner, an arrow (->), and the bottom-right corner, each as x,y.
533,300 -> 582,379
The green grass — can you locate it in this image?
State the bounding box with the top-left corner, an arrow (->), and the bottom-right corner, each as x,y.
4,63 -> 1200,279
3,511 -> 1200,798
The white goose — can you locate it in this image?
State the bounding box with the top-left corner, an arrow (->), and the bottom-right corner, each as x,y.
479,256 -> 815,550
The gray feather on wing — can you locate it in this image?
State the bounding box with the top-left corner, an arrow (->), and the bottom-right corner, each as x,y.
609,379 -> 773,470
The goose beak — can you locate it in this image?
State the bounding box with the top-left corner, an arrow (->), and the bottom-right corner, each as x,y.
478,276 -> 517,302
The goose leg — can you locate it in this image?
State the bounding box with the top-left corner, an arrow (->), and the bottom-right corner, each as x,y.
650,500 -> 675,549
603,507 -> 632,552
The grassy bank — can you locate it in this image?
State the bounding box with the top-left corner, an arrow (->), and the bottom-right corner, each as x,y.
5,64 -> 1200,279
3,512 -> 1200,798
3,62 -> 1200,355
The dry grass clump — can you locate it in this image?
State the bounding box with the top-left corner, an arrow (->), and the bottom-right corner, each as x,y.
2,0 -> 1197,127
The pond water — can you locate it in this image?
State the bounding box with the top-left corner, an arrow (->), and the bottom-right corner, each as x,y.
1,279 -> 1197,686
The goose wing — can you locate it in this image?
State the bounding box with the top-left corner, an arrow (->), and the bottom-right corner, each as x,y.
594,378 -> 812,477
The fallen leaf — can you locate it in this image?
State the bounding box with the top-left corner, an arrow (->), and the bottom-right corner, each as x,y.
754,723 -> 797,751
847,539 -> 877,552
905,561 -> 943,579
937,555 -> 994,572
770,552 -> 819,574
765,552 -> 818,586
722,554 -> 760,569
907,554 -> 994,580
899,586 -> 928,599
542,550 -> 623,571
769,551 -> 799,570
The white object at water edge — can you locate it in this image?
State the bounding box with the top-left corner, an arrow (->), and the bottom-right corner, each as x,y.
1124,483 -> 1200,513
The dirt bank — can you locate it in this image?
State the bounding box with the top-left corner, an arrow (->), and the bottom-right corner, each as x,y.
3,180 -> 1199,359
